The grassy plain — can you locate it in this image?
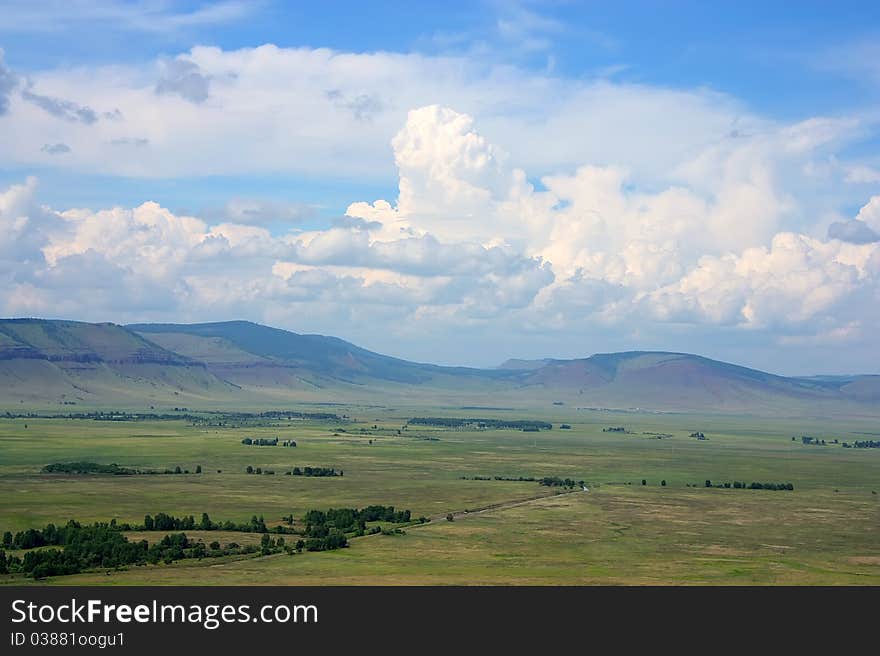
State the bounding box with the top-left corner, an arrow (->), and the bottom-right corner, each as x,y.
1,405 -> 878,584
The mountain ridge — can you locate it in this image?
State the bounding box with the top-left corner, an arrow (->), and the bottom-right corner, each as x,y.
0,318 -> 877,414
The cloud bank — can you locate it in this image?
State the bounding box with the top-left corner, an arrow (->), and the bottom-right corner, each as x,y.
2,103 -> 879,372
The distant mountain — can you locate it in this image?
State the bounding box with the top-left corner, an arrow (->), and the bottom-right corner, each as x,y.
130,321 -> 438,383
510,351 -> 855,412
0,318 -> 877,416
127,321 -> 502,390
796,374 -> 880,403
0,318 -> 191,365
0,318 -> 235,406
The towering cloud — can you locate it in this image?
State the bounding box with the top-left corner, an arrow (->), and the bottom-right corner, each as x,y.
1,105 -> 876,367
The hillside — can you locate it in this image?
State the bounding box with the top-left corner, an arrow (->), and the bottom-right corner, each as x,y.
129,321 -> 443,384
508,351 -> 855,413
0,318 -> 876,416
0,319 -> 237,407
127,321 -> 507,397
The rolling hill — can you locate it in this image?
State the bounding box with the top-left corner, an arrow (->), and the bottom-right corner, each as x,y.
503,352 -> 867,413
0,318 -> 877,416
129,320 -> 457,385
0,319 -> 236,407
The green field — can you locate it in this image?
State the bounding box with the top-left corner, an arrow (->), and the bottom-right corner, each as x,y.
1,405 -> 879,585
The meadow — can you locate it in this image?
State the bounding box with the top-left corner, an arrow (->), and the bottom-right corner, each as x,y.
1,404 -> 878,584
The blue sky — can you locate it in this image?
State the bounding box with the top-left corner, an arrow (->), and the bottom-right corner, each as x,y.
1,1 -> 879,373
2,0 -> 879,212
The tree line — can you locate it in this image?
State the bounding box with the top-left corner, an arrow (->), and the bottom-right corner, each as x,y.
539,476 -> 585,489
3,409 -> 344,424
0,521 -> 271,579
241,437 -> 297,447
41,462 -> 204,476
245,466 -> 341,476
699,480 -> 794,490
408,417 -> 553,431
459,474 -> 585,489
141,512 -> 277,534
300,505 -> 421,551
1,502 -> 419,578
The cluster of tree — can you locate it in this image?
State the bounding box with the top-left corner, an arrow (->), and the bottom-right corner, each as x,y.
1,499 -> 422,579
193,412 -> 344,428
12,411 -> 207,422
690,432 -> 707,439
242,437 -> 271,446
257,410 -> 342,421
851,440 -> 880,449
289,466 -> 340,477
559,424 -> 572,429
602,427 -> 628,433
245,467 -> 273,475
91,412 -> 190,421
407,417 -> 552,431
460,474 -> 586,489
41,462 -> 203,476
297,505 -> 418,549
1,513 -> 299,547
161,465 -> 201,474
460,475 -> 538,482
2,410 -> 244,422
42,462 -> 141,475
48,409 -> 340,429
239,437 -> 296,447
0,521 -> 268,579
539,476 -> 585,489
799,436 -> 834,446
244,465 -> 340,477
699,480 -> 794,490
139,512 -> 285,534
